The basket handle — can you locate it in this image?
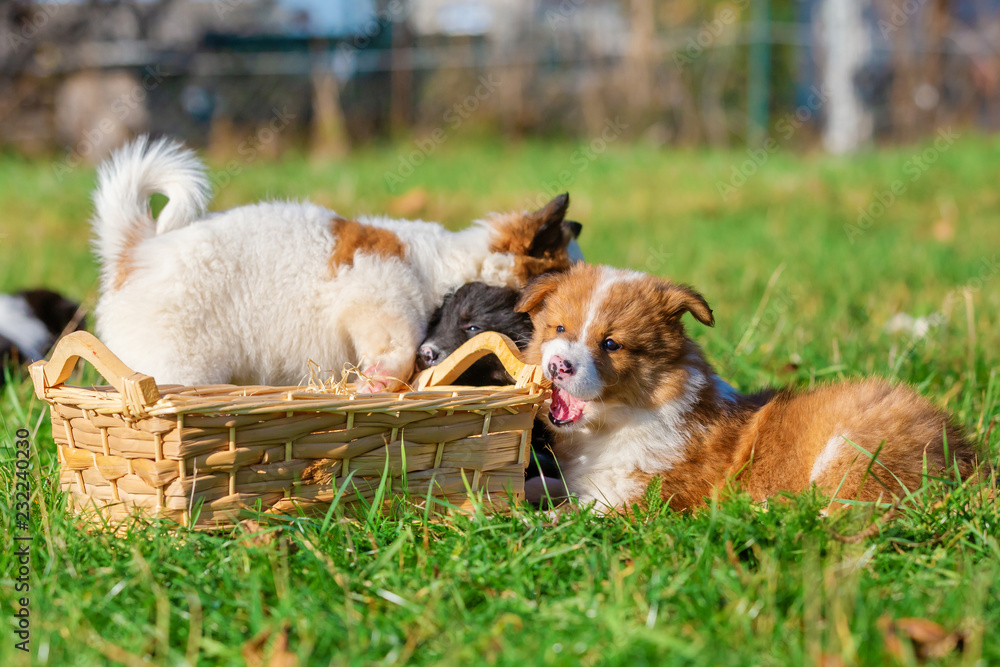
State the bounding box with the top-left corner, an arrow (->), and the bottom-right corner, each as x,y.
29,331 -> 160,410
414,331 -> 547,390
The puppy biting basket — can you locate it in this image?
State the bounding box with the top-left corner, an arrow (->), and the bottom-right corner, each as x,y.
29,331 -> 548,529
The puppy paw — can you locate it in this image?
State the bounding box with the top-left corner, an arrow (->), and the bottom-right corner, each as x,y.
355,367 -> 406,394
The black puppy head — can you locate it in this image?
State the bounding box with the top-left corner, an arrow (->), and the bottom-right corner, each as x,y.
18,289 -> 84,338
417,283 -> 534,384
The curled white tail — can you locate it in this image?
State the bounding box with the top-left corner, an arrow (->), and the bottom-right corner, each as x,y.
92,136 -> 210,286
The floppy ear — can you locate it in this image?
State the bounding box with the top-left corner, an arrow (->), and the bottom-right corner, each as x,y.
514,272 -> 563,315
563,220 -> 582,239
657,283 -> 715,327
527,193 -> 573,258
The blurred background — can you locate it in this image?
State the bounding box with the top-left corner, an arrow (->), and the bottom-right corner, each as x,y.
3,0 -> 999,161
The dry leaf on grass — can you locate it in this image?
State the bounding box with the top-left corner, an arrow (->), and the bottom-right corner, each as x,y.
237,519 -> 297,553
83,628 -> 154,667
242,625 -> 298,667
878,615 -> 965,661
388,187 -> 429,217
932,218 -> 956,242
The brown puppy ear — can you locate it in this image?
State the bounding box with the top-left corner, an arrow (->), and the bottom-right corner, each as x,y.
658,282 -> 715,327
533,192 -> 569,225
515,272 -> 563,314
527,193 -> 572,258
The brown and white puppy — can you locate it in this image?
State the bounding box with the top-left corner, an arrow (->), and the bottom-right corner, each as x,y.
516,264 -> 976,512
92,137 -> 583,389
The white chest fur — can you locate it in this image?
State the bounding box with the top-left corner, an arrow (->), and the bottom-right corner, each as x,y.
554,372 -> 706,511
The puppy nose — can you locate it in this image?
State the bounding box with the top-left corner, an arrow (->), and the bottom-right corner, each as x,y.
547,355 -> 574,379
419,345 -> 441,366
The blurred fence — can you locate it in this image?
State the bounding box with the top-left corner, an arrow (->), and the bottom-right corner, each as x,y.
2,0 -> 999,162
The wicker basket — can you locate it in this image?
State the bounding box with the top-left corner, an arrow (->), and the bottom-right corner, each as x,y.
29,331 -> 548,529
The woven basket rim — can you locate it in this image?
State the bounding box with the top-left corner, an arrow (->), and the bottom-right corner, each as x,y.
30,331 -> 551,418
43,382 -> 548,417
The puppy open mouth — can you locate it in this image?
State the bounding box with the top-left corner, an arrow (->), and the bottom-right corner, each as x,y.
549,386 -> 588,426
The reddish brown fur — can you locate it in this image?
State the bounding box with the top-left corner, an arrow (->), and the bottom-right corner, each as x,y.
730,382 -> 972,503
113,223 -> 147,290
488,211 -> 576,284
519,264 -> 977,511
329,217 -> 407,272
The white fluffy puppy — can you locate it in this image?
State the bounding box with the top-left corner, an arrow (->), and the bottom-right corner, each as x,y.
92,137 -> 582,389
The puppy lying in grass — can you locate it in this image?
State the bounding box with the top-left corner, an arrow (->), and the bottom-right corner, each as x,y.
91,136 -> 581,389
416,282 -> 562,486
515,264 -> 977,512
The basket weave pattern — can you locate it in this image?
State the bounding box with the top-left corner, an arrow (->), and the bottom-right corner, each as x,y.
31,332 -> 548,529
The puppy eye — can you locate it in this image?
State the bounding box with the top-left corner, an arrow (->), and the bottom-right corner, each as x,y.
465,325 -> 480,333
556,325 -> 565,334
600,337 -> 622,352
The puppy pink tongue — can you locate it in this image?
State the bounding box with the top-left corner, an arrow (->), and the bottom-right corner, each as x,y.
550,386 -> 587,424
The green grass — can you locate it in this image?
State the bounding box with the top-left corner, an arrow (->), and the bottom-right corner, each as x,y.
1,134 -> 998,665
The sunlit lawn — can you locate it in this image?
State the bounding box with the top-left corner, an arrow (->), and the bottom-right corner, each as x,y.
0,133 -> 997,665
